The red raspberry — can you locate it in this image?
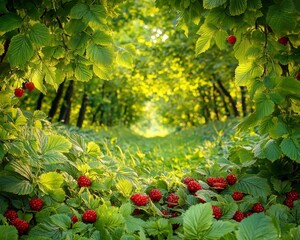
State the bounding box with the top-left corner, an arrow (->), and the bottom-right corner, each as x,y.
232,210 -> 244,222
133,209 -> 140,215
29,198 -> 43,211
148,189 -> 162,202
4,209 -> 18,222
212,177 -> 227,191
167,193 -> 179,208
284,198 -> 294,208
71,215 -> 78,223
232,191 -> 243,201
226,174 -> 237,185
130,193 -> 148,206
187,180 -> 202,193
277,36 -> 289,46
14,88 -> 24,98
194,193 -> 206,203
296,72 -> 300,81
12,218 -> 29,235
286,191 -> 299,201
183,177 -> 194,185
252,202 -> 264,213
212,205 -> 222,220
244,212 -> 253,218
77,175 -> 91,187
170,212 -> 180,230
207,177 -> 215,187
227,35 -> 236,45
82,210 -> 97,223
161,210 -> 169,217
25,82 -> 35,91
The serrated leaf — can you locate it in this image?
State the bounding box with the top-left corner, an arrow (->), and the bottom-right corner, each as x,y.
85,5 -> 106,26
183,203 -> 213,239
5,160 -> 33,181
43,151 -> 68,165
93,64 -> 112,80
116,50 -> 134,68
116,179 -> 133,197
93,30 -> 112,45
0,175 -> 33,195
267,0 -> 296,32
68,32 -> 89,50
255,94 -> 275,119
236,213 -> 278,239
39,172 -> 64,190
0,225 -> 18,240
42,134 -> 72,153
0,13 -> 22,33
203,0 -> 226,9
280,137 -> 300,162
232,174 -> 271,196
86,142 -> 100,157
264,139 -> 282,162
203,221 -> 235,240
70,3 -> 89,19
64,19 -> 87,35
87,43 -> 114,66
124,216 -> 145,234
29,23 -> 50,46
229,0 -> 247,16
235,62 -> 263,86
75,62 -> 93,82
214,29 -> 227,50
247,0 -> 262,10
7,34 -> 34,67
119,203 -> 132,217
195,35 -> 212,55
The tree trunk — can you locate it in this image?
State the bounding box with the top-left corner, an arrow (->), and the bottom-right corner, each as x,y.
212,86 -> 220,120
213,83 -> 230,117
240,86 -> 247,117
48,81 -> 65,120
36,93 -> 44,110
198,88 -> 211,123
76,92 -> 88,128
216,80 -> 239,117
58,80 -> 74,124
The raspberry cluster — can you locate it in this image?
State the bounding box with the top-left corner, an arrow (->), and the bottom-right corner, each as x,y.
149,189 -> 163,202
77,175 -> 92,187
284,191 -> 299,208
82,210 -> 97,223
212,205 -> 222,220
29,198 -> 44,211
130,193 -> 149,206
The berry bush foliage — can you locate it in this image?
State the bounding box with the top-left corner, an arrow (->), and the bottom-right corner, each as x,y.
1,1 -> 300,240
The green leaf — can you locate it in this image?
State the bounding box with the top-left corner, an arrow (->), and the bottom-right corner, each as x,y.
43,151 -> 68,165
68,32 -> 89,50
70,3 -> 89,19
232,174 -> 271,196
85,5 -> 106,25
93,64 -> 112,80
270,178 -> 291,194
87,43 -> 114,66
203,0 -> 226,9
235,62 -> 263,86
116,179 -> 133,197
64,19 -> 87,35
39,172 -> 64,190
93,30 -> 113,45
7,34 -> 34,67
29,23 -> 50,46
264,139 -> 282,162
41,134 -> 72,154
195,35 -> 212,55
236,213 -> 278,239
255,94 -> 275,119
86,142 -> 101,157
247,0 -> 262,10
214,29 -> 228,50
203,221 -> 235,240
229,0 -> 247,16
0,13 -> 22,33
183,203 -> 213,239
116,50 -> 134,68
5,160 -> 33,181
124,216 -> 145,234
267,0 -> 296,32
0,226 -> 18,240
280,137 -> 300,162
119,203 -> 132,217
75,62 -> 93,82
0,175 -> 33,195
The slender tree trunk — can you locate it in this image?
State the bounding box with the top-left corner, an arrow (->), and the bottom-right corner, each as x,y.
213,83 -> 230,117
36,93 -> 44,110
212,87 -> 220,120
216,80 -> 239,117
76,92 -> 88,128
58,80 -> 74,124
240,86 -> 247,117
48,81 -> 65,120
91,104 -> 101,124
198,88 -> 211,123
